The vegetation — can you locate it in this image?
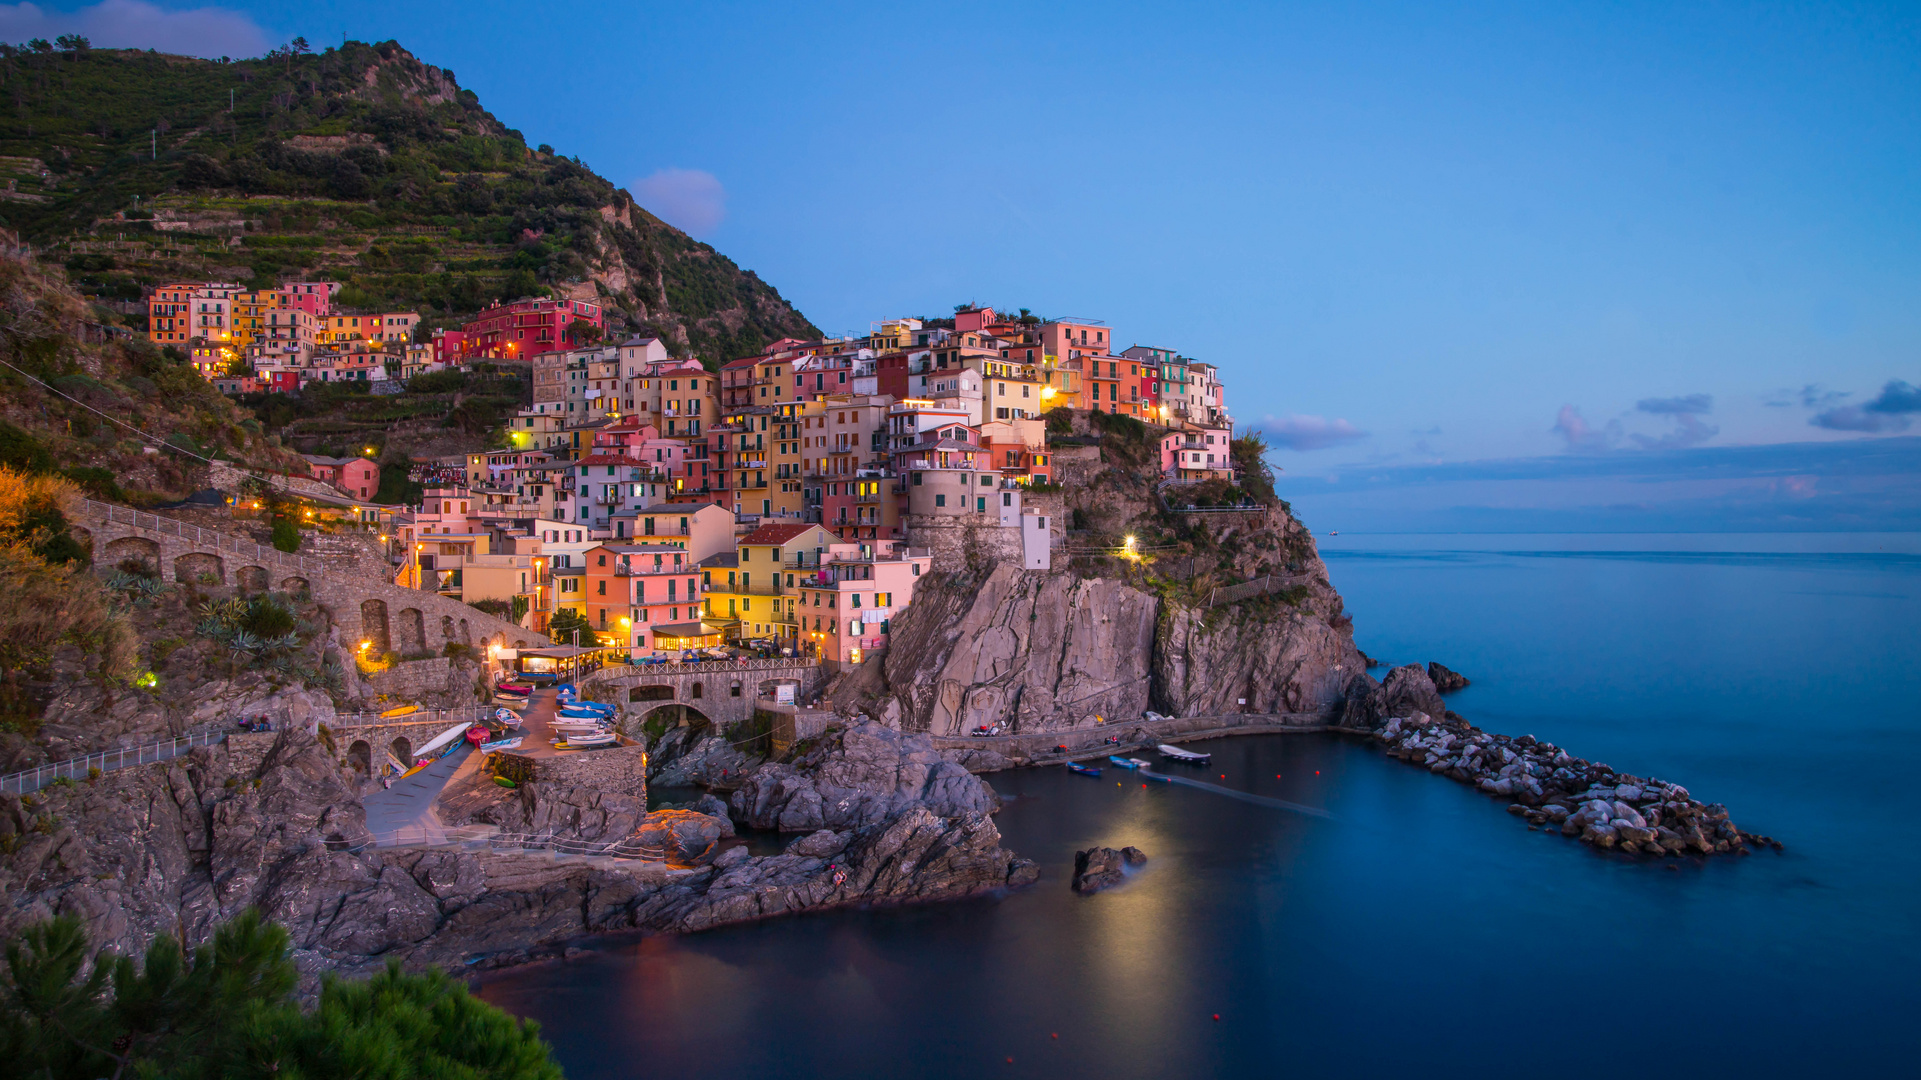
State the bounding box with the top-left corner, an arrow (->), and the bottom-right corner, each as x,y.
1230,432 -> 1277,505
545,607 -> 591,644
0,40 -> 816,364
0,909 -> 563,1080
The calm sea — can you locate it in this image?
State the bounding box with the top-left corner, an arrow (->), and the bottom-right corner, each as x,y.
476,534 -> 1921,1078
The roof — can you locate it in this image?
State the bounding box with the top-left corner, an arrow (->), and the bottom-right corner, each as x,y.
650,621 -> 721,638
619,336 -> 661,346
571,454 -> 640,467
643,502 -> 725,514
698,552 -> 739,569
740,522 -> 827,546
721,355 -> 761,370
602,543 -> 688,554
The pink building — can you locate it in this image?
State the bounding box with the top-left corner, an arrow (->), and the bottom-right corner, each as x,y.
302,455 -> 381,501
1040,318 -> 1112,361
279,282 -> 339,319
796,542 -> 932,663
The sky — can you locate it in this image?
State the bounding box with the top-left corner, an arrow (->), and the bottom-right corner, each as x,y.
6,0 -> 1919,529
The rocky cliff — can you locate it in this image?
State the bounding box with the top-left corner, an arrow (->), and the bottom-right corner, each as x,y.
0,723 -> 1031,979
844,499 -> 1366,734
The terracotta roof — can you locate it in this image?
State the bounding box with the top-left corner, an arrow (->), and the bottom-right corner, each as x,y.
739,522 -> 824,546
572,453 -> 640,466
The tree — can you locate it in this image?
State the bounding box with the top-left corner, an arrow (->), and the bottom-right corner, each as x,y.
0,911 -> 563,1080
270,512 -> 301,553
547,607 -> 591,643
53,35 -> 89,56
1229,432 -> 1277,506
566,317 -> 601,345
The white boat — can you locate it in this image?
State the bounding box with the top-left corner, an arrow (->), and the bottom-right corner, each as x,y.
556,731 -> 617,749
1127,757 -> 1152,769
548,718 -> 606,731
494,694 -> 530,710
1158,744 -> 1211,764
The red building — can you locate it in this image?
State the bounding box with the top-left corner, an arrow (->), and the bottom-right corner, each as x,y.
454,298 -> 604,361
875,351 -> 910,401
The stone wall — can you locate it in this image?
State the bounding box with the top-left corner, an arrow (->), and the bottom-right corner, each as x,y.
903,514 -> 1025,570
494,744 -> 649,799
364,657 -> 467,700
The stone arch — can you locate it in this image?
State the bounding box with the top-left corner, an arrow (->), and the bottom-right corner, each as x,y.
174,551 -> 224,585
513,638 -> 528,648
635,702 -> 712,731
395,607 -> 426,655
458,618 -> 471,645
361,599 -> 391,654
347,740 -> 372,773
235,565 -> 270,594
279,576 -> 310,594
102,536 -> 159,573
690,681 -> 703,699
439,615 -> 454,645
629,685 -> 675,703
389,736 -> 413,769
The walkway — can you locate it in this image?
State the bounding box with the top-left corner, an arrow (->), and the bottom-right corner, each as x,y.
362,743 -> 476,846
515,689 -> 560,759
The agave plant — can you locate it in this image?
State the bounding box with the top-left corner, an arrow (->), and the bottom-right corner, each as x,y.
228,630 -> 265,657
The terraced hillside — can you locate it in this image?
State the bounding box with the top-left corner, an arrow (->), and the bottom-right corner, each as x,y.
0,39 -> 816,363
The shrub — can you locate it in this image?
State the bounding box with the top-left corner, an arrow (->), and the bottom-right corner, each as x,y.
270,514 -> 301,553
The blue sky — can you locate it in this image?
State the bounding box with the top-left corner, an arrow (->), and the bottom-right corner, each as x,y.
8,1 -> 1919,527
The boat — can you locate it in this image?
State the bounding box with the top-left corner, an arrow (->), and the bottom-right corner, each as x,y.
556,731 -> 617,749
494,695 -> 531,711
492,708 -> 523,726
1108,756 -> 1141,769
1065,762 -> 1102,777
379,704 -> 420,719
557,708 -> 612,721
493,776 -> 517,789
495,682 -> 533,696
562,701 -> 615,715
479,736 -> 523,752
1127,758 -> 1152,769
1157,744 -> 1211,764
549,717 -> 606,731
555,683 -> 578,699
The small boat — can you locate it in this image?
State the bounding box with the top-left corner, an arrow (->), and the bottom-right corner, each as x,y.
493,708 -> 523,726
465,725 -> 491,746
1108,756 -> 1141,769
557,708 -> 611,721
556,731 -> 617,749
1157,744 -> 1211,764
494,696 -> 530,711
379,704 -> 420,719
495,682 -> 533,696
549,717 -> 606,730
1066,762 -> 1102,777
563,701 -> 615,715
555,683 -> 579,699
1127,758 -> 1152,769
480,736 -> 523,751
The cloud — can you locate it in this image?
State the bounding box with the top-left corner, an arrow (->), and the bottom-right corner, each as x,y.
632,168 -> 726,236
1550,404 -> 1620,453
1254,414 -> 1368,451
1636,393 -> 1712,415
1631,412 -> 1719,450
0,1 -> 268,58
1812,378 -> 1921,433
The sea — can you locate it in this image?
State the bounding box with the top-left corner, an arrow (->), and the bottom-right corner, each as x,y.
476,533 -> 1921,1078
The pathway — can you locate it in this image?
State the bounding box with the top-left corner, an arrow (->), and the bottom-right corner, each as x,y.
363,743 -> 476,845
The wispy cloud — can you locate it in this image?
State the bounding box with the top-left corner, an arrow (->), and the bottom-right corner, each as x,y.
1255,414 -> 1368,451
1631,393 -> 1717,449
0,1 -> 268,58
1812,379 -> 1921,434
632,168 -> 727,237
1550,404 -> 1620,453
1636,393 -> 1712,415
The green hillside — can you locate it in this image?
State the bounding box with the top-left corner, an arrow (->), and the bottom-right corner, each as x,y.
0,38 -> 816,363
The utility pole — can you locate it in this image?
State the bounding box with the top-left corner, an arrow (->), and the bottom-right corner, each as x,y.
229,88 -> 233,112
151,129 -> 156,159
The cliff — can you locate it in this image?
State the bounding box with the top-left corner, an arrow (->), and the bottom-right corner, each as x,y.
0,724 -> 1031,978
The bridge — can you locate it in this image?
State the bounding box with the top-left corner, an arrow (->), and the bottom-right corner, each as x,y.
581,657 -> 829,729
71,499 -> 547,658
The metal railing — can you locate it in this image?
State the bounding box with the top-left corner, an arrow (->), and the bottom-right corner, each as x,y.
588,656 -> 819,677
1,730 -> 229,795
328,705 -> 492,730
82,499 -> 329,577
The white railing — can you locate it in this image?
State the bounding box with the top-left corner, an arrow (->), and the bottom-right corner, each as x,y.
1,730 -> 229,795
328,705 -> 492,730
589,656 -> 819,678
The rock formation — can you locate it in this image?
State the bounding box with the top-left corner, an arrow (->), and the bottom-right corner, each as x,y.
1071,845 -> 1147,894
1345,665 -> 1775,856
1427,661 -> 1471,692
0,721 -> 1034,980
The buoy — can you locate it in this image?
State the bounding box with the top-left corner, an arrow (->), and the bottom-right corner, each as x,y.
1051,1033 -> 1058,1039
1212,1013 -> 1220,1021
1006,1057 -> 1014,1064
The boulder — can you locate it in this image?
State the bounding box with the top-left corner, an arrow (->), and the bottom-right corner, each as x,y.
631,809 -> 727,865
1071,847 -> 1130,894
1426,662 -> 1471,692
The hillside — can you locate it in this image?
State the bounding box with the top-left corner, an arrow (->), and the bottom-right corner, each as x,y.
0,39 -> 817,363
0,247 -> 303,501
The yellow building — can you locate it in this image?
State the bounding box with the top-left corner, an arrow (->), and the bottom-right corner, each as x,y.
230,289 -> 283,354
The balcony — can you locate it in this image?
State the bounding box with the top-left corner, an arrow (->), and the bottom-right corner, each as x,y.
614,562 -> 692,576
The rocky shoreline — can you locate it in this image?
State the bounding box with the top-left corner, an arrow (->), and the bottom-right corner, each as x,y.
1349,664 -> 1777,857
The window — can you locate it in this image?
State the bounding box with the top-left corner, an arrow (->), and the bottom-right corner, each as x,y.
596,580 -> 606,595
935,493 -> 946,507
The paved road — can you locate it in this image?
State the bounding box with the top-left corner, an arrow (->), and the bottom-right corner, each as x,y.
516,689 -> 560,758
363,743 -> 476,845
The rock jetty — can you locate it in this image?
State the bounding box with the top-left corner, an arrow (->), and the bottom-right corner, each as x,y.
1071,846 -> 1147,893
1426,661 -> 1470,692
1374,713 -> 1778,856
